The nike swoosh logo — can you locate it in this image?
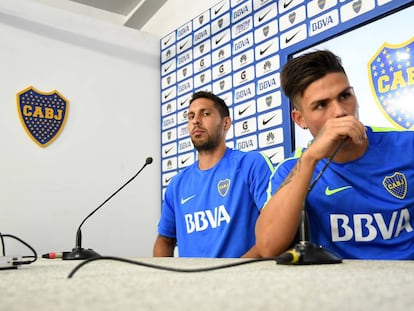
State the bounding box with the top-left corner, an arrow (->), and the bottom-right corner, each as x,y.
181,157 -> 190,165
214,3 -> 224,15
164,90 -> 172,99
325,186 -> 352,196
268,152 -> 278,160
163,36 -> 171,46
262,114 -> 277,125
284,0 -> 294,9
164,63 -> 172,73
285,30 -> 300,44
260,43 -> 272,55
215,34 -> 226,45
181,195 -> 196,204
238,106 -> 250,115
258,9 -> 271,22
179,40 -> 188,51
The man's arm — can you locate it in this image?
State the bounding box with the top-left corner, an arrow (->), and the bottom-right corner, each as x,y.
153,235 -> 176,257
240,152 -> 275,259
255,149 -> 319,258
241,245 -> 261,258
255,116 -> 367,257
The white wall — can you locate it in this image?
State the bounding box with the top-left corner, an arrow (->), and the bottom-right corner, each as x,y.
0,0 -> 160,257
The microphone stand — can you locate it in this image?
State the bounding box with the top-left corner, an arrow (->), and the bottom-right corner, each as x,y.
276,140 -> 347,265
62,157 -> 153,260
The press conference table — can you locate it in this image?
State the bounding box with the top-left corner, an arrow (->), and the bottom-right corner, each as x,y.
1,257 -> 413,311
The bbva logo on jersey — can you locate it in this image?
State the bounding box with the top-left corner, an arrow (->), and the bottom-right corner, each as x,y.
367,37 -> 414,129
16,86 -> 69,147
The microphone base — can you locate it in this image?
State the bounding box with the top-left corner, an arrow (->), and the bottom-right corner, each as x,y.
277,241 -> 342,265
62,248 -> 100,260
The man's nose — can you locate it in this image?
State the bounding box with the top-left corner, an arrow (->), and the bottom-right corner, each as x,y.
332,101 -> 347,118
192,115 -> 201,125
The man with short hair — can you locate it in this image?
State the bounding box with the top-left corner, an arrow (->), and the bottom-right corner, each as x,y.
154,91 -> 274,258
256,50 -> 414,260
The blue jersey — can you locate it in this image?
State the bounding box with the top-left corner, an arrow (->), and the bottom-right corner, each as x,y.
158,148 -> 274,258
269,127 -> 414,260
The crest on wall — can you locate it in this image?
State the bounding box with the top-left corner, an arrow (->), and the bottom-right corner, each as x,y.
367,37 -> 414,129
16,86 -> 69,147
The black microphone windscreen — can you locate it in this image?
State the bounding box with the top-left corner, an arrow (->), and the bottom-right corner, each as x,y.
146,157 -> 153,165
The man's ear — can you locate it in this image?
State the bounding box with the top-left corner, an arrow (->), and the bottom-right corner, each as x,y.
223,116 -> 232,130
291,109 -> 306,129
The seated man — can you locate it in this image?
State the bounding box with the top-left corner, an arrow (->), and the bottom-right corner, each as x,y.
154,91 -> 274,258
256,50 -> 414,259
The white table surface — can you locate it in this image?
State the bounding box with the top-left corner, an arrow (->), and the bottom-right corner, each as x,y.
1,257 -> 413,311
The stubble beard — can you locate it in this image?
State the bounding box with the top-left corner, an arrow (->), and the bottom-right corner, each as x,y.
191,133 -> 221,152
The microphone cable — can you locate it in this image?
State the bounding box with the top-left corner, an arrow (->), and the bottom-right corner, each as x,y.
0,232 -> 38,264
68,139 -> 350,273
67,256 -> 278,278
275,137 -> 349,265
308,137 -> 348,193
298,137 -> 349,242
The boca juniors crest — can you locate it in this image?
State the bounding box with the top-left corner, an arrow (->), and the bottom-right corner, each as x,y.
367,37 -> 414,129
16,86 -> 69,147
218,179 -> 230,197
383,172 -> 407,200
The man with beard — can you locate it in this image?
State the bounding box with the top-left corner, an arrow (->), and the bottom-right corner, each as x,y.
153,91 -> 274,258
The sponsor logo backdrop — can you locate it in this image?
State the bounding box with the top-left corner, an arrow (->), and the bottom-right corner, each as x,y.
160,0 -> 412,197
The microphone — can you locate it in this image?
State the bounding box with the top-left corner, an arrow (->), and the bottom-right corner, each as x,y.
62,157 -> 153,260
276,139 -> 348,265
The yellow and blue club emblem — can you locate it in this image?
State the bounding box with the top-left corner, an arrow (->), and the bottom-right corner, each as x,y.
218,178 -> 230,197
16,86 -> 69,147
368,37 -> 414,129
382,172 -> 407,200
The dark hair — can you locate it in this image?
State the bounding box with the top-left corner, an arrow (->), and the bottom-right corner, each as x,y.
280,50 -> 347,107
189,91 -> 230,118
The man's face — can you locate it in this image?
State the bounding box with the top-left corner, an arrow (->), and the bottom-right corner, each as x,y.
292,72 -> 358,137
187,98 -> 229,151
